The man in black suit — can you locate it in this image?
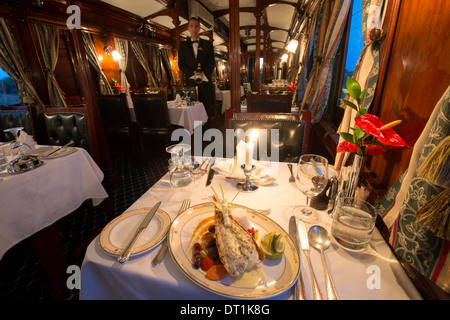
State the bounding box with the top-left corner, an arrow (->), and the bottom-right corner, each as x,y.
178,17 -> 215,119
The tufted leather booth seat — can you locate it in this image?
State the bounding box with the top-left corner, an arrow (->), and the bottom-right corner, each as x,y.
228,112 -> 309,163
0,105 -> 37,141
246,92 -> 293,113
44,107 -> 92,155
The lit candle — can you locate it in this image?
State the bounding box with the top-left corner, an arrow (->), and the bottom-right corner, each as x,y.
245,129 -> 259,169
245,141 -> 254,169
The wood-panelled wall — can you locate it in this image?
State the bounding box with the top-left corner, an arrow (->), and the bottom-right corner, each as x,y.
369,0 -> 450,190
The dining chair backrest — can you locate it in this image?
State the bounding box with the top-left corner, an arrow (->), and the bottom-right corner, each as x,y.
246,92 -> 293,113
228,112 -> 309,162
96,93 -> 133,128
173,86 -> 198,101
0,105 -> 37,141
43,104 -> 92,154
131,93 -> 171,133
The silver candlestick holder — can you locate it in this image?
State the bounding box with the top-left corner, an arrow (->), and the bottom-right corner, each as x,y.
237,164 -> 258,192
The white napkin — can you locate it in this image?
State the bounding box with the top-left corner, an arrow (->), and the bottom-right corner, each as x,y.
189,73 -> 209,82
173,94 -> 182,107
213,141 -> 266,179
6,131 -> 37,155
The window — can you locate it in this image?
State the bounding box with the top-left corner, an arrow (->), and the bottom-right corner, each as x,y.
0,68 -> 19,105
340,0 -> 363,100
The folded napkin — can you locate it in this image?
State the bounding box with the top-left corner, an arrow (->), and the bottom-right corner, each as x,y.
212,141 -> 266,179
189,73 -> 209,82
173,94 -> 182,107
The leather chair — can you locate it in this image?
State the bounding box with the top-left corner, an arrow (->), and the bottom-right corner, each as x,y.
246,91 -> 293,113
228,111 -> 310,162
96,93 -> 137,154
173,86 -> 198,101
0,105 -> 38,142
42,105 -> 92,155
131,93 -> 172,155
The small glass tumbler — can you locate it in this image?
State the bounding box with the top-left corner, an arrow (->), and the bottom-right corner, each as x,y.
331,197 -> 377,252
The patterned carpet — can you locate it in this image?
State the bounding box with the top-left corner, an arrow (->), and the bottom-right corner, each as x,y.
0,154 -> 169,300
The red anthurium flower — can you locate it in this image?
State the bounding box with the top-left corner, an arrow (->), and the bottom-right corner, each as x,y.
355,114 -> 408,147
337,140 -> 387,155
337,141 -> 357,153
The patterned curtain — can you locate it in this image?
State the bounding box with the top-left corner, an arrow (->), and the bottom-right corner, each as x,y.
34,23 -> 68,108
113,38 -> 130,92
81,31 -> 113,94
335,0 -> 386,167
0,17 -> 43,113
151,46 -> 162,87
160,48 -> 175,85
130,41 -> 157,87
374,86 -> 450,293
300,0 -> 352,123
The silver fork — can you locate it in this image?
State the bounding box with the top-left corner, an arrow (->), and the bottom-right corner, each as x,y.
152,199 -> 191,267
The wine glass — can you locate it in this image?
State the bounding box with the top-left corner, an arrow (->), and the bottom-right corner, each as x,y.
293,154 -> 329,223
3,127 -> 26,157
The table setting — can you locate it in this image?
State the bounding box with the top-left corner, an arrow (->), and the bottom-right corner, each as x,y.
166,96 -> 208,135
0,127 -> 108,260
80,141 -> 422,300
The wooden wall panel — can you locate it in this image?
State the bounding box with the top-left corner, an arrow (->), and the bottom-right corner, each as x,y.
369,0 -> 450,189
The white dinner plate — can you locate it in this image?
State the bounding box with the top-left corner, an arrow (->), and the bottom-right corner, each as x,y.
36,146 -> 77,159
99,208 -> 170,257
168,202 -> 299,299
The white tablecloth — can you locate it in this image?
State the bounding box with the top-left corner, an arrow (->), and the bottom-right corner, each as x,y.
167,101 -> 208,135
0,147 -> 108,260
215,90 -> 231,114
81,159 -> 421,300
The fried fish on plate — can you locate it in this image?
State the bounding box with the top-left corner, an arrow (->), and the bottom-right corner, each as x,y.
211,194 -> 265,277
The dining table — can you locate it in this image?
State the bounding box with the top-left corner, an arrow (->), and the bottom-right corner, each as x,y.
0,143 -> 109,295
166,100 -> 208,135
80,158 -> 422,300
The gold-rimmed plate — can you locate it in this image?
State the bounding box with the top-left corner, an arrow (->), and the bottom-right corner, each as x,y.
36,146 -> 77,159
168,203 -> 299,299
99,208 -> 170,258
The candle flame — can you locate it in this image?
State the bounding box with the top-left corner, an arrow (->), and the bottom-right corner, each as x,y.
250,129 -> 259,142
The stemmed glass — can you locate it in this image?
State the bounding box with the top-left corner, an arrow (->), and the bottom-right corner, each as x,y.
186,91 -> 192,105
3,127 -> 27,157
293,154 -> 329,223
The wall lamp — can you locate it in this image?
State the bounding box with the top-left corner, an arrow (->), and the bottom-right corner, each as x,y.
104,45 -> 122,61
281,53 -> 288,62
286,39 -> 298,53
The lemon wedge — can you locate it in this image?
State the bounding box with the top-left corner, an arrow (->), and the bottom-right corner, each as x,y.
260,231 -> 285,260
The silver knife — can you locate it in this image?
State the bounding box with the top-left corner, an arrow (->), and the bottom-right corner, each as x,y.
205,159 -> 216,186
117,201 -> 162,263
298,220 -> 323,300
289,216 -> 307,300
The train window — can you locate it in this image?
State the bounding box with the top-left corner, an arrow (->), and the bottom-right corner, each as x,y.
0,68 -> 19,105
325,0 -> 363,128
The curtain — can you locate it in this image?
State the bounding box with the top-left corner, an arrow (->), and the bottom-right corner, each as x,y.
300,0 -> 352,124
113,38 -> 130,93
151,46 -> 162,87
335,0 -> 386,168
130,41 -> 157,87
34,23 -> 68,108
81,32 -> 113,94
0,18 -> 43,113
160,48 -> 175,85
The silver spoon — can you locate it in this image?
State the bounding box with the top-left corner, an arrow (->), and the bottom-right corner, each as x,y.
308,225 -> 339,300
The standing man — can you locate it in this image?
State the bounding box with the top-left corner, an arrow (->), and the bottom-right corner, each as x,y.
178,17 -> 215,119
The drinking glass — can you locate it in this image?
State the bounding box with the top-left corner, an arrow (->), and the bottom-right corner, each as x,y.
293,154 -> 329,223
331,197 -> 377,251
3,127 -> 25,157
